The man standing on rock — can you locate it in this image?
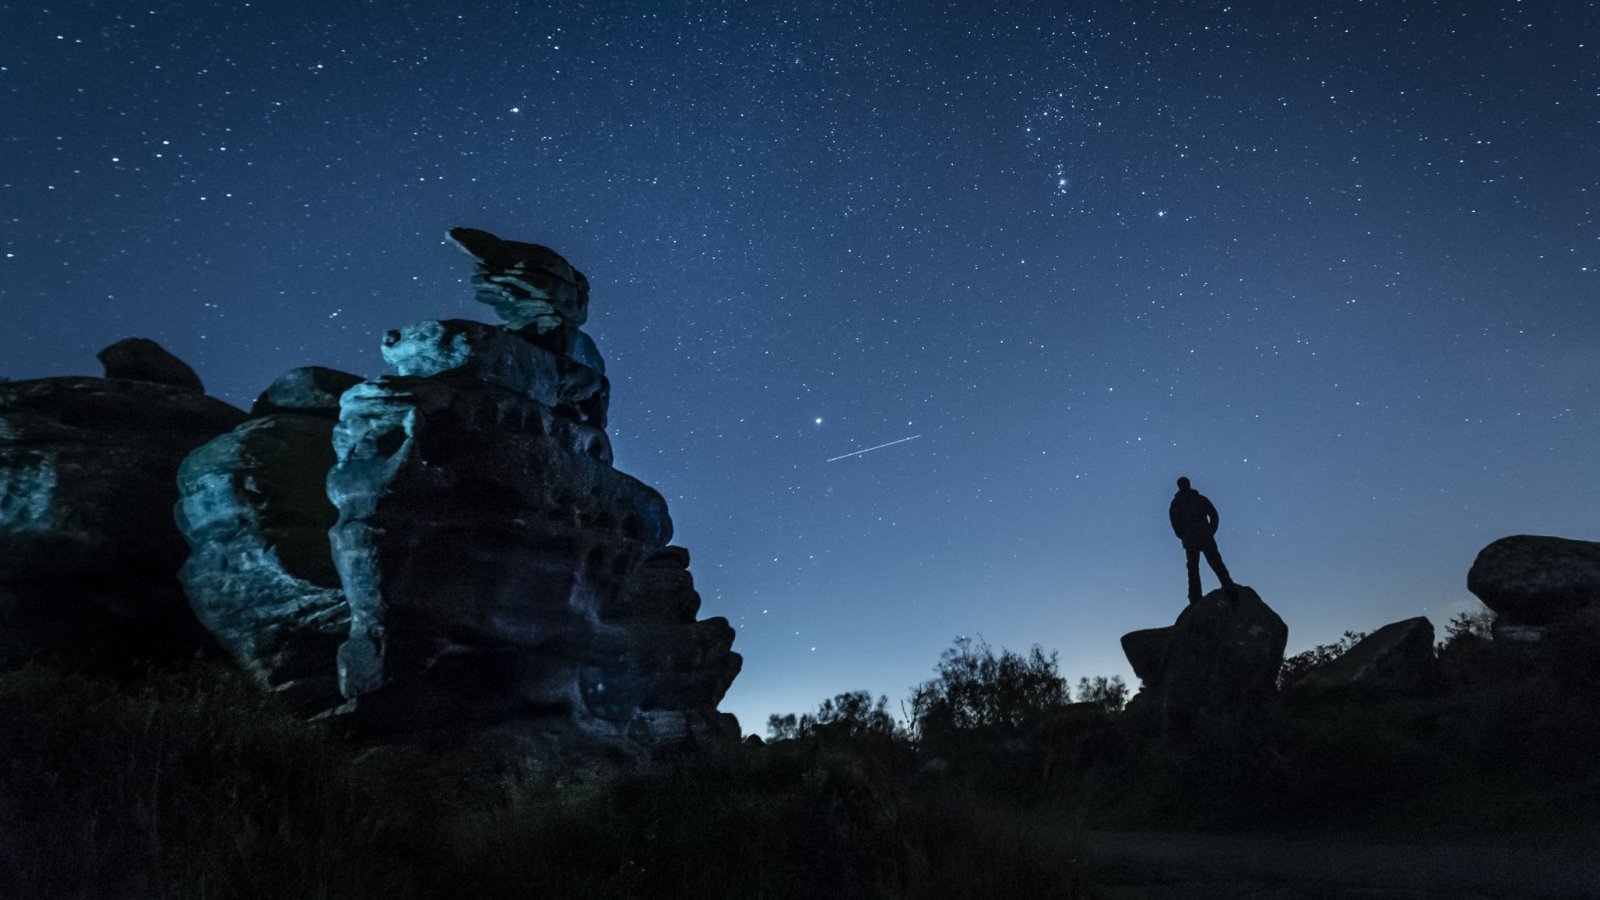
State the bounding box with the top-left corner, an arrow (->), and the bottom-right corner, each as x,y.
1169,476 -> 1237,603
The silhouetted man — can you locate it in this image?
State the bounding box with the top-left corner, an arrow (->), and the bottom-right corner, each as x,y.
1169,476 -> 1236,603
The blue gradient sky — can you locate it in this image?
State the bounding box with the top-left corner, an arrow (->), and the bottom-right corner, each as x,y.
5,1 -> 1597,732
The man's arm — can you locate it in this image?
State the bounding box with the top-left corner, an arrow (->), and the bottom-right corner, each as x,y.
1203,496 -> 1220,533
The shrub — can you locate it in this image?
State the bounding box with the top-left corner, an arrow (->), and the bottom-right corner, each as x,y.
767,690 -> 902,741
1074,675 -> 1128,713
908,637 -> 1071,741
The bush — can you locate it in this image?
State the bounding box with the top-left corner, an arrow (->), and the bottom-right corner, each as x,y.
908,637 -> 1070,741
768,690 -> 902,742
1074,676 -> 1128,713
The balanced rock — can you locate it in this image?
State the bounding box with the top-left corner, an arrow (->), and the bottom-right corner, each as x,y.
328,374 -> 669,731
448,227 -> 589,331
175,413 -> 349,713
1468,535 -> 1600,627
250,366 -> 363,418
1122,586 -> 1287,735
1292,617 -> 1435,697
382,319 -> 608,428
97,337 -> 205,392
0,355 -> 245,667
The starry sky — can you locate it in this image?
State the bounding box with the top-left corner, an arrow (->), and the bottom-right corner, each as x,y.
5,1 -> 1598,733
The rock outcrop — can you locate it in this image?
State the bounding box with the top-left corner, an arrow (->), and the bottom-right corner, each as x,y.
1292,617 -> 1435,697
317,228 -> 740,753
7,231 -> 741,769
96,337 -> 206,393
1122,586 -> 1287,737
1468,535 -> 1600,628
176,413 -> 350,712
0,344 -> 246,668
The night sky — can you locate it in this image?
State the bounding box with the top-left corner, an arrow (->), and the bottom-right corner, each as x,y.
5,1 -> 1597,733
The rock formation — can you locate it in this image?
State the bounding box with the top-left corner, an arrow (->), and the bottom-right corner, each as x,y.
160,229 -> 739,761
324,230 -> 740,752
1468,535 -> 1600,630
1121,586 -> 1287,737
96,337 -> 206,393
175,367 -> 360,713
1291,616 -> 1435,697
0,342 -> 246,669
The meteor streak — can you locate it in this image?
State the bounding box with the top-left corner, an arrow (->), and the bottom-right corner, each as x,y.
826,434 -> 922,462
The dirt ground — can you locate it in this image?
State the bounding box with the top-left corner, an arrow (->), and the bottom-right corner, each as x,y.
1084,830 -> 1600,899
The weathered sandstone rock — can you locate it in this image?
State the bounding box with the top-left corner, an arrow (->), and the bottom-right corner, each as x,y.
0,361 -> 245,667
327,374 -> 668,731
381,319 -> 607,428
175,413 -> 349,713
448,226 -> 590,331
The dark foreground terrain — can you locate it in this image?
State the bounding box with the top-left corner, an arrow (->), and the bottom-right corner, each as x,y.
3,619 -> 1598,900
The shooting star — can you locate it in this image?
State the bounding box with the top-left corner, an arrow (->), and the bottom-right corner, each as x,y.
826,434 -> 922,463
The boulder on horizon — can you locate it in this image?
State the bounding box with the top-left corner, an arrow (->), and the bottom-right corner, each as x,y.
97,337 -> 205,393
1291,616 -> 1435,697
1468,535 -> 1600,628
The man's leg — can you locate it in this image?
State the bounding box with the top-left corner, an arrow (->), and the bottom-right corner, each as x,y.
1202,539 -> 1236,596
1185,545 -> 1202,602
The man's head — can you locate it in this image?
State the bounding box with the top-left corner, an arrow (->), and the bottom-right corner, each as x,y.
1176,476 -> 1191,490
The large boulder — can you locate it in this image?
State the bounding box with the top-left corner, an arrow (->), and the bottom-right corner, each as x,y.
175,414 -> 349,713
1292,617 -> 1435,697
97,337 -> 205,392
1123,586 -> 1287,736
0,368 -> 246,668
1468,535 -> 1600,627
327,375 -> 670,732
